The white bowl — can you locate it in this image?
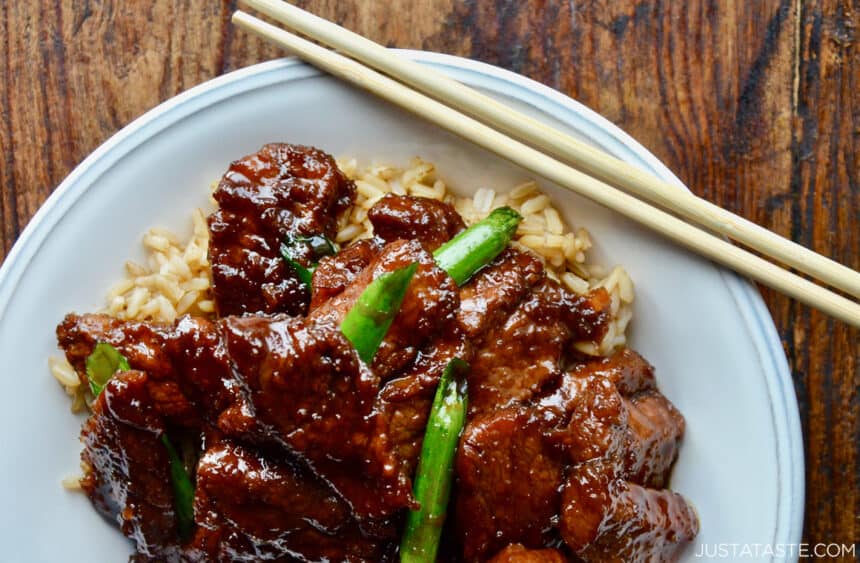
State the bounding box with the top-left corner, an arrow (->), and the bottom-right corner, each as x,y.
0,52 -> 803,561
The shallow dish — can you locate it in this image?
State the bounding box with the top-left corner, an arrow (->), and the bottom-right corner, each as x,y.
0,52 -> 803,561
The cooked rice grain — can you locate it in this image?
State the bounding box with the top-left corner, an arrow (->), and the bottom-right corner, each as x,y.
61,474 -> 83,491
103,209 -> 212,323
49,356 -> 88,413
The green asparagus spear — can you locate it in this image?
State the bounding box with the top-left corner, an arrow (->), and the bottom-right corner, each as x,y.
85,342 -> 131,397
340,206 -> 521,363
433,206 -> 522,286
400,358 -> 469,563
398,210 -> 518,558
340,262 -> 419,363
160,434 -> 195,541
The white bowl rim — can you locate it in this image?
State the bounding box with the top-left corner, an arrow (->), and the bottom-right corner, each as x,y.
0,51 -> 804,554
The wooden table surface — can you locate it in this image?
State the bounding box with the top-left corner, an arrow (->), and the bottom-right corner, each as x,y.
1,0 -> 857,550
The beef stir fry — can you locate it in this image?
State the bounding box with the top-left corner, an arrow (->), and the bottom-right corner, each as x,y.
57,143 -> 698,562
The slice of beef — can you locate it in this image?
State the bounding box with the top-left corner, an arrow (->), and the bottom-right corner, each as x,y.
59,311 -> 423,526
456,248 -> 544,342
80,370 -> 181,561
309,195 -> 463,311
310,238 -> 382,309
584,347 -> 657,396
456,347 -> 694,561
488,544 -> 568,563
310,238 -> 459,379
58,313 -> 171,379
535,351 -> 696,561
58,314 -> 202,428
455,407 -> 564,561
220,315 -> 416,522
57,314 -> 236,432
208,143 -> 355,316
540,350 -> 685,488
450,244 -> 611,417
188,439 -> 387,562
538,355 -> 630,465
370,333 -> 468,480
559,460 -> 698,563
220,315 -> 379,458
623,390 -> 686,489
367,193 -> 465,251
466,279 -> 611,415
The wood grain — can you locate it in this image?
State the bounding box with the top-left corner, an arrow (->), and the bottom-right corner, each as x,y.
1,0 -> 857,548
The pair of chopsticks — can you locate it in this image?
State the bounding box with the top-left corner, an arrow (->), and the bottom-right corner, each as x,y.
232,0 -> 860,328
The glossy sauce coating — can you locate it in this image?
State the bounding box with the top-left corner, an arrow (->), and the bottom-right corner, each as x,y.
80,371 -> 179,561
58,144 -> 698,562
208,143 -> 354,316
367,193 -> 465,251
488,544 -> 567,563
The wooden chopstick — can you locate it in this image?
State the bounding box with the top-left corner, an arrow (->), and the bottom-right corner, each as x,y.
231,10 -> 860,328
240,0 -> 860,301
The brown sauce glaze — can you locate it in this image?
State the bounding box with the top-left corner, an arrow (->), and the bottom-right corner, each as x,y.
488,544 -> 568,563
309,238 -> 460,380
208,143 -> 354,317
58,149 -> 698,562
189,438 -> 389,562
81,371 -> 180,561
368,193 -> 466,251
